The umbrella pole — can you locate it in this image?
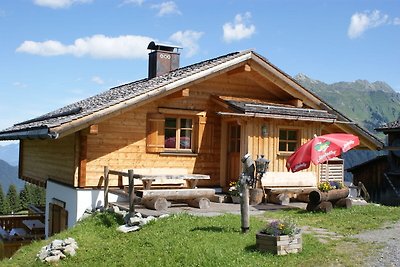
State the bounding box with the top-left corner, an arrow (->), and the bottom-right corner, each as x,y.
325,160 -> 329,182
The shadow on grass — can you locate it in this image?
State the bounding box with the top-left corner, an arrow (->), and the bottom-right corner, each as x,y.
190,226 -> 241,233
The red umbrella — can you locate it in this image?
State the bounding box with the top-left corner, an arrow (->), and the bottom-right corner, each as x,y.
286,133 -> 360,172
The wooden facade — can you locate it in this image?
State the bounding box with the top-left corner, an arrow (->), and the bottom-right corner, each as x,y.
6,50 -> 382,193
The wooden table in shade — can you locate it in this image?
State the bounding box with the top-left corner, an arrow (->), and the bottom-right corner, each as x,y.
22,219 -> 45,238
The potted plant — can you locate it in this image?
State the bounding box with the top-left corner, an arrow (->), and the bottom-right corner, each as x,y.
256,219 -> 302,255
228,181 -> 241,203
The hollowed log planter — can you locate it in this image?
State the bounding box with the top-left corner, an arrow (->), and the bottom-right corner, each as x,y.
309,188 -> 349,204
256,232 -> 302,255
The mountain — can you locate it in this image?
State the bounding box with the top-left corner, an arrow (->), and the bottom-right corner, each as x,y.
295,74 -> 400,141
0,159 -> 24,193
0,143 -> 19,166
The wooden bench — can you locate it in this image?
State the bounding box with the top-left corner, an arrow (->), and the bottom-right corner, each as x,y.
261,172 -> 318,204
119,168 -> 210,189
105,167 -> 212,211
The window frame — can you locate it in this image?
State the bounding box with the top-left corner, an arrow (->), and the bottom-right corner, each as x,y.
278,128 -> 300,153
164,116 -> 194,152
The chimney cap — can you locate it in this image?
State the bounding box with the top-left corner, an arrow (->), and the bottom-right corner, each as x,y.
147,41 -> 181,52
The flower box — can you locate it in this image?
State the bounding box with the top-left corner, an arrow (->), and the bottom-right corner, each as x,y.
256,232 -> 302,255
231,195 -> 240,204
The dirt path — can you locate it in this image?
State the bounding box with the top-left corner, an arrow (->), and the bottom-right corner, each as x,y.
352,220 -> 400,267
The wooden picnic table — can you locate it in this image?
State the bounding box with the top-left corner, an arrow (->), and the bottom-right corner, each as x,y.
22,219 -> 45,232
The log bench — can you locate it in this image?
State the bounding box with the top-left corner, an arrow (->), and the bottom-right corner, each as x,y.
261,172 -> 318,205
107,168 -> 212,211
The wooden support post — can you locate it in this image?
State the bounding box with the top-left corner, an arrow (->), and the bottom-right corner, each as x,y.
128,169 -> 135,217
104,166 -> 109,209
186,197 -> 211,209
333,198 -> 352,209
268,193 -> 290,205
240,183 -> 250,233
306,201 -> 333,213
142,197 -> 169,211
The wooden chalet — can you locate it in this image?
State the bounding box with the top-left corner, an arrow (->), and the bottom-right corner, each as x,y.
0,43 -> 383,235
349,121 -> 400,205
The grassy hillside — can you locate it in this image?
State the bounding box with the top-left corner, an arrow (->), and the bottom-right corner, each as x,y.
295,74 -> 400,137
3,205 -> 400,266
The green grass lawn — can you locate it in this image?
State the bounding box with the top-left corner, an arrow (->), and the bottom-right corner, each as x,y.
2,204 -> 400,267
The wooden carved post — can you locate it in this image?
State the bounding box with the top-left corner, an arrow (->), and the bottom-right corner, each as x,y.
128,169 -> 135,217
104,166 -> 109,209
240,181 -> 250,233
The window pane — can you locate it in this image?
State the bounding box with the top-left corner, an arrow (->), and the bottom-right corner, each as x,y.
288,130 -> 297,140
181,118 -> 192,129
180,130 -> 192,149
279,142 -> 286,151
165,118 -> 176,128
279,129 -> 286,139
165,129 -> 176,148
288,142 -> 297,151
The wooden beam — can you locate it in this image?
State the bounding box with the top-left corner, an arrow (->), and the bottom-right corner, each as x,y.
227,64 -> 251,75
78,134 -> 87,188
89,124 -> 98,135
137,188 -> 215,200
167,88 -> 190,99
158,107 -> 206,116
285,99 -> 303,108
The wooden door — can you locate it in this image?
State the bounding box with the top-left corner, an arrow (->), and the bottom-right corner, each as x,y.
227,123 -> 241,185
49,203 -> 68,236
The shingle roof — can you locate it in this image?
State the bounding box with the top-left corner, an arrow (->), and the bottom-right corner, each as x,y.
0,51 -> 247,138
375,120 -> 400,132
225,100 -> 337,121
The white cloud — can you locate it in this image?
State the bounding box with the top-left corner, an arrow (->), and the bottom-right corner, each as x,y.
33,0 -> 93,9
91,76 -> 104,85
13,82 -> 28,88
169,30 -> 203,58
394,17 -> 400,25
151,1 -> 181,17
348,10 -> 390,39
16,34 -> 154,59
223,12 -> 256,43
119,0 -> 144,7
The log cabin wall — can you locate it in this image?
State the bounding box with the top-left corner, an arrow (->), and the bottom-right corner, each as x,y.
83,70 -> 325,188
20,135 -> 77,186
84,92 -> 222,188
245,118 -> 321,173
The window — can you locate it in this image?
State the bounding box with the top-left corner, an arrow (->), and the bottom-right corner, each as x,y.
279,129 -> 299,152
164,117 -> 193,150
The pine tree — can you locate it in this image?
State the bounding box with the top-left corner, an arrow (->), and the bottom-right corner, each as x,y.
0,183 -> 4,214
6,184 -> 20,213
2,197 -> 11,214
19,183 -> 31,210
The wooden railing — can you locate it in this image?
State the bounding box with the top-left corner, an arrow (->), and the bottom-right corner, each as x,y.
0,214 -> 44,231
104,166 -> 135,217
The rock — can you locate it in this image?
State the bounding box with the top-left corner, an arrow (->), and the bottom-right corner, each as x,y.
63,245 -> 77,257
64,237 -> 76,245
45,255 -> 61,263
51,239 -> 64,250
117,224 -> 141,233
129,216 -> 142,226
159,214 -> 170,219
37,237 -> 78,262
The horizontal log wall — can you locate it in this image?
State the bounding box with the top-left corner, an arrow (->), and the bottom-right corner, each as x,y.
246,118 -> 321,173
85,91 -> 222,187
21,135 -> 76,186
84,72 -> 326,188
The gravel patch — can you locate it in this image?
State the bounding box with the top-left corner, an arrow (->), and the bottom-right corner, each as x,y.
353,220 -> 400,267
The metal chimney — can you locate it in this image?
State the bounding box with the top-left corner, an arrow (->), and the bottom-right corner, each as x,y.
147,41 -> 181,79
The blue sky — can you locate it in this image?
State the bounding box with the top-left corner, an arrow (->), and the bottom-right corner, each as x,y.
0,0 -> 399,145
